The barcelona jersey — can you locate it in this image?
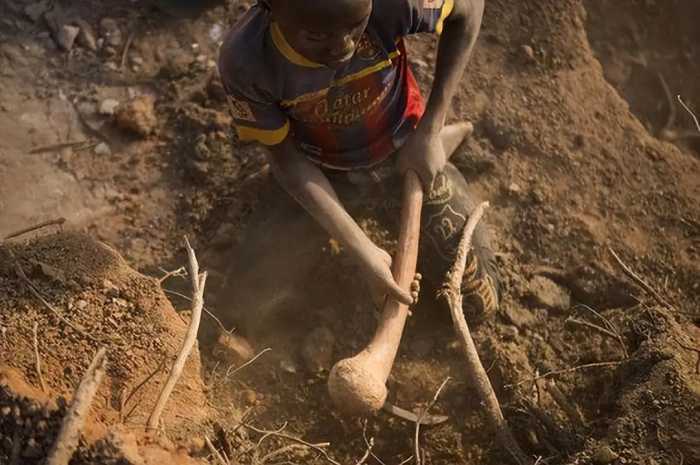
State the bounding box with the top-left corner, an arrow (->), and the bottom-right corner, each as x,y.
218,0 -> 455,170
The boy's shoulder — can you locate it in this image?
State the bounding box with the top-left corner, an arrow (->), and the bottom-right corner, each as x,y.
218,6 -> 278,100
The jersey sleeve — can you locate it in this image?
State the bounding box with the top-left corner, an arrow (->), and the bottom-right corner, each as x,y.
218,41 -> 290,146
377,0 -> 455,37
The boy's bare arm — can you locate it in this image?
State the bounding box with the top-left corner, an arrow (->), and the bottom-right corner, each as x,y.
397,0 -> 485,188
267,139 -> 412,305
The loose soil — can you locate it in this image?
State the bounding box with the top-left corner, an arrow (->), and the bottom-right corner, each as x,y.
1,0 -> 699,464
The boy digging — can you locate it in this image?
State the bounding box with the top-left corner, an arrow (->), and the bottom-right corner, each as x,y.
218,0 -> 498,332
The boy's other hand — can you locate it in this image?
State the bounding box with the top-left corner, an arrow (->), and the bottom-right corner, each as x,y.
397,129 -> 447,191
360,243 -> 413,308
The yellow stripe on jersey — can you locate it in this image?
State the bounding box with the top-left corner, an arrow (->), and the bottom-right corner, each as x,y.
280,50 -> 402,108
436,0 -> 455,35
270,22 -> 324,68
236,120 -> 290,146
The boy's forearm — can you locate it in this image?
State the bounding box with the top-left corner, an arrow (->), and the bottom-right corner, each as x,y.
267,141 -> 372,258
420,0 -> 484,134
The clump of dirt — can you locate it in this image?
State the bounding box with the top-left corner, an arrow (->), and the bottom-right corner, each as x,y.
0,232 -> 209,462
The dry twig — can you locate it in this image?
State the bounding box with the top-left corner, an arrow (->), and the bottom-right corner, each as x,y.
147,237 -> 208,431
608,248 -> 676,312
120,356 -> 168,423
46,347 -> 108,465
224,347 -> 272,379
158,266 -> 187,284
438,201 -> 530,465
574,304 -> 628,358
243,422 -> 340,465
29,141 -> 91,155
205,435 -> 230,465
2,217 -> 66,243
163,288 -> 232,335
415,377 -> 450,465
32,321 -> 48,393
507,361 -> 623,388
678,95 -> 700,132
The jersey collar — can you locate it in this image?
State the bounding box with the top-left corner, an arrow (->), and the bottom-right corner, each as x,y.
270,22 -> 324,68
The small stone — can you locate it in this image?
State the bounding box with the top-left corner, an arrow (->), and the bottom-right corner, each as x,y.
56,24 -> 80,51
528,276 -> 571,311
130,55 -> 144,66
211,332 -> 255,364
592,445 -> 619,464
242,389 -> 257,404
280,359 -> 297,374
74,19 -> 97,51
503,306 -> 536,328
114,95 -> 157,137
94,142 -> 112,156
23,438 -> 43,458
99,98 -> 120,116
100,18 -> 123,47
500,325 -> 519,341
301,327 -> 335,373
521,44 -> 536,62
189,436 -> 205,452
507,182 -> 522,194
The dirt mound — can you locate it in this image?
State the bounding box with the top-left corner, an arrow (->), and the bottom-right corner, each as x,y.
0,232 -> 208,463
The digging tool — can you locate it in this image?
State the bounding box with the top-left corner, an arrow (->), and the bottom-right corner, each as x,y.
328,170 -> 424,416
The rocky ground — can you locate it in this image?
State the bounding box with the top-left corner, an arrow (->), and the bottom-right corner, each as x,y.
1,0 -> 699,464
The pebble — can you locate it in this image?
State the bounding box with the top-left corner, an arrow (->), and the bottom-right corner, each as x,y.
500,325 -> 519,341
94,142 -> 112,156
114,95 -> 157,137
100,18 -> 123,47
74,19 -> 97,51
507,182 -> 522,194
56,24 -> 80,51
99,98 -> 120,116
521,44 -> 536,62
242,389 -> 257,404
592,445 -> 619,464
528,276 -> 571,311
76,299 -> 89,310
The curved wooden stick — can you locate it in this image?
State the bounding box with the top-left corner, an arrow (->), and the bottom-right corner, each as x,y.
328,171 -> 424,415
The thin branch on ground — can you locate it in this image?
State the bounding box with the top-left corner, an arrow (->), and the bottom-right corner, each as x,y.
120,29 -> 136,70
438,201 -> 530,465
361,419 -> 389,465
565,317 -> 629,359
507,361 -> 624,388
32,321 -> 48,393
163,288 -> 233,335
46,347 -> 108,465
2,218 -> 66,243
243,422 -> 340,465
354,420 -> 375,465
224,347 -> 272,379
158,266 -> 187,284
545,380 -> 586,430
147,237 -> 208,432
608,247 -> 676,312
205,435 -> 230,465
120,356 -> 168,423
415,377 -> 450,465
29,141 -> 91,155
678,95 -> 700,132
8,249 -> 99,343
573,304 -> 628,358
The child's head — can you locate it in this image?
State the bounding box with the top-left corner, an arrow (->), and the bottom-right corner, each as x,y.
270,0 -> 372,68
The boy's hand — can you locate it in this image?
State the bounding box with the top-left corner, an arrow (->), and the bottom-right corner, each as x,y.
397,128 -> 447,191
359,242 -> 413,308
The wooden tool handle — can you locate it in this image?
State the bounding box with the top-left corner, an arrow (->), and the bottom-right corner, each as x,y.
365,170 -> 424,371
